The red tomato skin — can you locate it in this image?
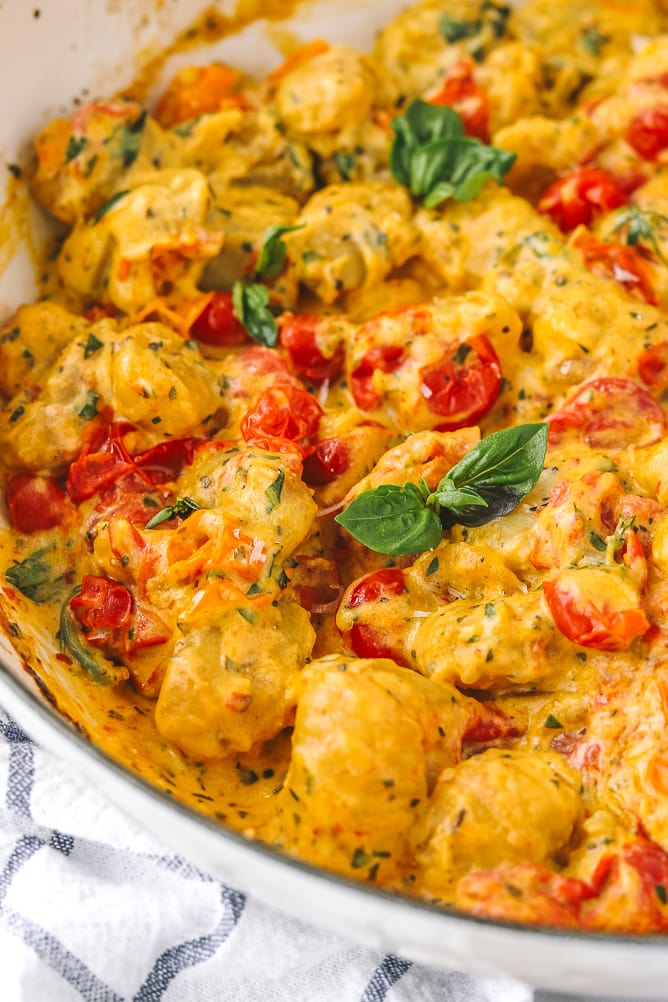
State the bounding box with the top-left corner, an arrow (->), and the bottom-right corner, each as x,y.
543,576 -> 650,652
627,106 -> 668,161
241,384 -> 323,456
547,377 -> 666,450
348,622 -> 410,666
70,575 -> 134,645
574,235 -> 657,305
302,437 -> 351,486
430,58 -> 490,142
419,333 -> 502,430
5,474 -> 70,533
538,168 -> 627,231
347,568 -> 406,608
279,314 -> 344,383
638,341 -> 668,391
351,345 -> 405,411
190,292 -> 249,347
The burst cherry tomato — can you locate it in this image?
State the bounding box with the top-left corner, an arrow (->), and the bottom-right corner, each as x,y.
627,107 -> 668,161
419,333 -> 502,430
302,437 -> 351,486
241,383 -> 323,456
574,234 -> 657,305
190,292 -> 249,347
638,341 -> 668,391
279,313 -> 344,383
543,575 -> 649,652
538,168 -> 627,231
345,568 -> 409,664
5,474 -> 71,533
66,422 -> 135,503
547,377 -> 666,450
430,58 -> 490,142
351,345 -> 404,411
70,575 -> 133,646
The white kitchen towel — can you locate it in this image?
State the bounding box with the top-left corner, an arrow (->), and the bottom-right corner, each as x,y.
0,706 -> 646,1002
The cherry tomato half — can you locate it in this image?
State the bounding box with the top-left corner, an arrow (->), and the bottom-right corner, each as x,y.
547,377 -> 666,450
241,383 -> 323,456
5,474 -> 71,534
279,313 -> 344,383
627,106 -> 668,162
574,234 -> 657,305
543,575 -> 649,652
419,333 -> 502,430
302,437 -> 351,486
638,341 -> 668,391
70,575 -> 133,646
430,58 -> 490,142
351,345 -> 404,411
190,292 -> 249,347
344,568 -> 409,664
538,168 -> 627,232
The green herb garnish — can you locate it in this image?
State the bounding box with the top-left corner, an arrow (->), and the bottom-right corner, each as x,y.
389,100 -> 516,209
335,424 -> 547,556
254,224 -> 304,281
544,714 -> 563,729
94,189 -> 129,222
145,496 -> 201,529
611,206 -> 668,265
5,547 -> 60,603
232,282 -> 278,347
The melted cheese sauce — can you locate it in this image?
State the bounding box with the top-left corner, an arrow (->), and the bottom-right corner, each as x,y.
3,0 -> 668,932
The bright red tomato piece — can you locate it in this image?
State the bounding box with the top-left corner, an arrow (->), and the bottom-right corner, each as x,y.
302,437 -> 351,486
344,568 -> 408,663
351,345 -> 404,411
574,234 -> 657,305
279,313 -> 345,383
347,568 -> 406,607
241,383 -> 323,457
547,377 -> 666,449
419,333 -> 502,430
5,474 -> 71,534
430,58 -> 490,142
638,341 -> 668,391
627,106 -> 668,161
190,292 -> 249,347
66,422 -> 136,503
543,576 -> 649,652
134,437 -> 202,483
538,168 -> 627,231
70,575 -> 134,645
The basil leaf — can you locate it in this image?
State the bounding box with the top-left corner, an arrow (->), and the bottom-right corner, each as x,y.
5,546 -> 61,604
389,101 -> 516,208
232,281 -> 278,347
335,483 -> 442,556
612,206 -> 668,264
145,496 -> 201,529
116,109 -> 147,168
94,189 -> 129,222
439,13 -> 479,43
434,423 -> 548,527
255,224 -> 304,281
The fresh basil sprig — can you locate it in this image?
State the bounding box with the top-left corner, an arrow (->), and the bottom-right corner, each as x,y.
335,423 -> 547,556
231,224 -> 302,347
254,224 -> 304,281
232,283 -> 279,348
145,496 -> 201,529
390,100 -> 516,209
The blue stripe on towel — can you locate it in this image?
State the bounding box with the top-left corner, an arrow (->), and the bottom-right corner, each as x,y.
132,884 -> 245,1002
360,954 -> 412,1002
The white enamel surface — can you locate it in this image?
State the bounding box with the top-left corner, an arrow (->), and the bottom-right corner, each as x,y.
0,1 -> 667,996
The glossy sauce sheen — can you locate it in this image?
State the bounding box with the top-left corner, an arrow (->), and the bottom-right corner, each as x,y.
3,0 -> 668,932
